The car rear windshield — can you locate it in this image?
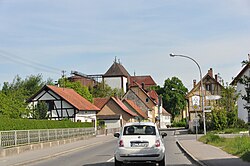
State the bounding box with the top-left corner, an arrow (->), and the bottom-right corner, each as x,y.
123,125 -> 156,135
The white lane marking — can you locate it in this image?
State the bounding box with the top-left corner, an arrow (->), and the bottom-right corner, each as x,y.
107,157 -> 114,162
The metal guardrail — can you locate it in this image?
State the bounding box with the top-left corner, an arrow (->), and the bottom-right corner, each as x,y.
0,128 -> 95,148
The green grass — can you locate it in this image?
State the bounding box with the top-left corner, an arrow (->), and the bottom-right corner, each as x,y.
199,134 -> 250,162
0,117 -> 93,131
210,128 -> 249,134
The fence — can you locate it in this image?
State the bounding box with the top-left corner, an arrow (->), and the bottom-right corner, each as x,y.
96,127 -> 121,135
0,128 -> 94,148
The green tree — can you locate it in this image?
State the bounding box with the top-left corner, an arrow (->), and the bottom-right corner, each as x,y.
211,108 -> 227,130
58,78 -> 93,102
90,81 -> 124,98
0,91 -> 27,118
0,74 -> 50,118
219,84 -> 239,127
90,81 -> 113,98
155,77 -> 188,120
34,101 -> 48,119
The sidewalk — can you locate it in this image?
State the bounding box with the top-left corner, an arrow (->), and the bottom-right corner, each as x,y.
0,134 -> 115,166
177,139 -> 250,166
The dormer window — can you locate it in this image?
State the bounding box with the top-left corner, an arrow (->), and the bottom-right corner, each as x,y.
206,84 -> 212,91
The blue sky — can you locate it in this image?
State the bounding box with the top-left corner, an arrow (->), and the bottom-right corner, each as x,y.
0,0 -> 250,90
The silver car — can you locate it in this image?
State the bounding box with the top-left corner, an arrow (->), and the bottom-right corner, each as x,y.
114,122 -> 167,166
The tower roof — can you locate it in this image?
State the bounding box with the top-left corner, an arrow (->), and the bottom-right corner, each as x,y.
104,61 -> 130,77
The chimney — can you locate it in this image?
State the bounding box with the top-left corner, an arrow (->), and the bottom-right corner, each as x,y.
193,79 -> 196,88
141,82 -> 145,90
208,68 -> 213,78
215,74 -> 218,82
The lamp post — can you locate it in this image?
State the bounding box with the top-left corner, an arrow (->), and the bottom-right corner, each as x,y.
170,53 -> 206,135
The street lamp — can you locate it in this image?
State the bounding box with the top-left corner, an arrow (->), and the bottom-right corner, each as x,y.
169,53 -> 206,135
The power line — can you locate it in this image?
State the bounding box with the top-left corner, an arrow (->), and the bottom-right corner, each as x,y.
0,49 -> 62,74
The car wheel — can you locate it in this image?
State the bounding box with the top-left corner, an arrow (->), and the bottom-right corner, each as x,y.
158,157 -> 165,166
115,157 -> 122,166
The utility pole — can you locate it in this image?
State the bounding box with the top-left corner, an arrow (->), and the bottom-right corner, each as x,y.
62,70 -> 66,88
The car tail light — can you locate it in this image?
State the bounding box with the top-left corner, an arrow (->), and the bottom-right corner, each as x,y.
155,140 -> 160,147
119,140 -> 124,147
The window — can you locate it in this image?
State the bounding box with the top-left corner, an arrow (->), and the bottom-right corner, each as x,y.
47,101 -> 54,110
206,84 -> 212,91
146,98 -> 149,103
123,125 -> 156,135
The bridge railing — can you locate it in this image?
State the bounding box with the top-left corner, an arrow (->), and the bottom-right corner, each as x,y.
0,128 -> 94,148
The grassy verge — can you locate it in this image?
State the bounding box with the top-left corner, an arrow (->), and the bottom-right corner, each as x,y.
0,117 -> 93,131
209,128 -> 249,134
199,133 -> 250,162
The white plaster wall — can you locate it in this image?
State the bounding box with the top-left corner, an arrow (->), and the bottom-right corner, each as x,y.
76,111 -> 96,123
104,120 -> 121,129
54,100 -> 72,109
104,77 -> 121,89
34,90 -> 60,100
123,77 -> 128,92
51,108 -> 75,117
236,68 -> 249,123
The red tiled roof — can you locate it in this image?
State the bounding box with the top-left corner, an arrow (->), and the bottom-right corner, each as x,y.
130,76 -> 156,87
47,85 -> 99,111
124,99 -> 148,119
130,82 -> 157,105
162,107 -> 171,116
111,97 -> 137,117
147,90 -> 159,103
93,98 -> 109,109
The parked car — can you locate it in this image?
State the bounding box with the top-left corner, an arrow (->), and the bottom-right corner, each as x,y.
114,122 -> 167,166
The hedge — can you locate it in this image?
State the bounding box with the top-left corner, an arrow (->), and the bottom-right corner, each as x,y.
0,117 -> 93,131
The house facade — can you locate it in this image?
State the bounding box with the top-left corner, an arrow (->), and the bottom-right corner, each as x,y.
231,62 -> 250,123
102,59 -> 130,93
122,99 -> 148,120
186,68 -> 224,130
94,97 -> 137,128
28,85 -> 100,129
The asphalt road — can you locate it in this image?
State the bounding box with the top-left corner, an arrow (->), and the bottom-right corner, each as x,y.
25,129 -> 197,166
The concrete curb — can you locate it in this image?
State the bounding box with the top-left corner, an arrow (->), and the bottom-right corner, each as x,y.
176,140 -> 207,166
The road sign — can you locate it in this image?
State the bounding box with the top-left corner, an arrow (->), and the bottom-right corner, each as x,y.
193,119 -> 200,126
192,95 -> 200,106
204,106 -> 212,112
206,95 -> 221,100
193,104 -> 199,110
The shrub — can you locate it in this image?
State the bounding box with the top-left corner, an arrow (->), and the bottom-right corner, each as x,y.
0,116 -> 93,131
172,119 -> 187,127
235,118 -> 248,129
199,133 -> 224,144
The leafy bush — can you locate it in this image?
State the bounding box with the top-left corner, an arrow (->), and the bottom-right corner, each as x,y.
241,151 -> 250,162
199,133 -> 224,144
235,118 -> 248,128
0,117 -> 93,131
172,119 -> 187,127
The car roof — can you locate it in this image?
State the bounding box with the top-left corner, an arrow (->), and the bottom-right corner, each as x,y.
124,122 -> 156,127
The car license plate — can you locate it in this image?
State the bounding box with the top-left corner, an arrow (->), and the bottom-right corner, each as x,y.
131,142 -> 149,147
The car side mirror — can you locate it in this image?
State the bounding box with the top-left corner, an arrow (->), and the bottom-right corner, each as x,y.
114,132 -> 120,138
161,132 -> 167,138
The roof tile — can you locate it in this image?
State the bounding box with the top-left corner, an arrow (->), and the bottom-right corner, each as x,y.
47,85 -> 99,111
